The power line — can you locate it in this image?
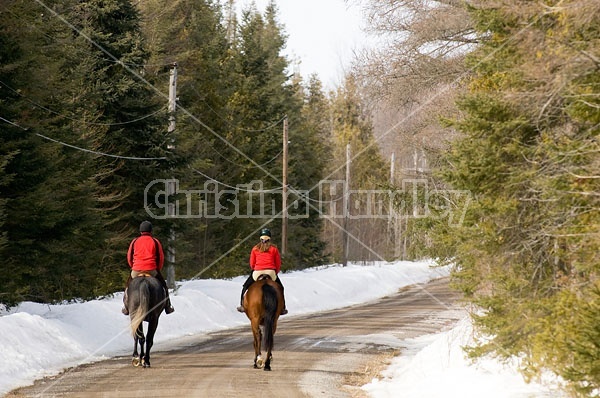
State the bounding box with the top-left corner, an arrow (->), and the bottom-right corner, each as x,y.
191,168 -> 280,192
190,165 -> 343,205
36,133 -> 167,160
99,56 -> 179,69
33,0 -> 285,189
210,145 -> 283,168
0,115 -> 167,161
198,95 -> 287,133
0,116 -> 21,129
2,9 -> 342,203
0,80 -> 167,127
33,0 -> 338,213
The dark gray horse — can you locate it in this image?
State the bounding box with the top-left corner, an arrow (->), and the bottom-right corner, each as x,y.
127,275 -> 166,368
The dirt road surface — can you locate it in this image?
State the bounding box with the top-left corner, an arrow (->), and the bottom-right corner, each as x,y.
8,277 -> 465,398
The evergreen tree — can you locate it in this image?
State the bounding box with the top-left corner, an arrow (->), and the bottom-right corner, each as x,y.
326,75 -> 389,262
0,0 -> 107,304
424,1 -> 600,393
0,0 -> 175,305
137,0 -> 232,280
197,2 -> 330,277
290,75 -> 333,266
61,0 -> 171,290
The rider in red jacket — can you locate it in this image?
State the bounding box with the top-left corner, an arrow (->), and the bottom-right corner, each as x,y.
122,221 -> 174,315
237,228 -> 287,315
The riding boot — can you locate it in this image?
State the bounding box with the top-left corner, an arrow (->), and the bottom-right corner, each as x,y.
163,291 -> 175,314
122,276 -> 132,315
275,277 -> 287,315
276,277 -> 288,315
237,275 -> 254,312
155,271 -> 175,314
122,288 -> 129,315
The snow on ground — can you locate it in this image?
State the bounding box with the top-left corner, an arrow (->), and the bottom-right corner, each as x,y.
362,316 -> 567,398
0,260 -> 565,397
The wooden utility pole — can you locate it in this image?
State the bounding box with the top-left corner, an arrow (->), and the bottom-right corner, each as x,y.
342,143 -> 351,266
389,152 -> 395,221
225,0 -> 236,44
281,116 -> 288,255
388,152 -> 395,258
166,63 -> 177,289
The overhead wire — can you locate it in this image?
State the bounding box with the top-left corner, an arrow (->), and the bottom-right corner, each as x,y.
0,80 -> 167,127
197,93 -> 287,133
0,59 -> 277,167
31,0 -> 341,208
33,0 -> 286,186
0,115 -> 167,161
191,168 -> 280,192
186,87 -> 286,167
18,1 -> 404,287
205,144 -> 283,169
189,164 -> 344,205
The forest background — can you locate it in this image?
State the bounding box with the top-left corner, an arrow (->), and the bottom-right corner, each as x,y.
0,0 -> 598,396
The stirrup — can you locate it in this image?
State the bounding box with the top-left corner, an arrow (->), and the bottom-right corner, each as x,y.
236,305 -> 245,313
122,307 -> 129,315
165,306 -> 175,314
281,308 -> 288,315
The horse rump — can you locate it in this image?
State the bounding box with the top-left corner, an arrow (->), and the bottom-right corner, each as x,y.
128,277 -> 151,336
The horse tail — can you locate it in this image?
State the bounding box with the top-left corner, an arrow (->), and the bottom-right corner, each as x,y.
130,279 -> 150,336
262,283 -> 278,352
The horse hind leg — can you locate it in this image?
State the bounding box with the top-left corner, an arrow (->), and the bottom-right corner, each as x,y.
132,333 -> 140,367
264,349 -> 273,371
264,318 -> 278,371
143,319 -> 159,368
252,321 -> 263,369
263,325 -> 274,371
134,326 -> 145,367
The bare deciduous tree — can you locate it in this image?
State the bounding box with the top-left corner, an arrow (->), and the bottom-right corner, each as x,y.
351,0 -> 474,166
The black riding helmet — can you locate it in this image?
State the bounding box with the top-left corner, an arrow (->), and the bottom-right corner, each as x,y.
139,220 -> 153,233
260,228 -> 271,238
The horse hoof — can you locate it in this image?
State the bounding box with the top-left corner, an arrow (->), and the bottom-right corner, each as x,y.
255,356 -> 264,369
264,366 -> 271,371
132,357 -> 141,367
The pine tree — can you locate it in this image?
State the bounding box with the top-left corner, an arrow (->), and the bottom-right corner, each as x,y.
156,2 -> 331,276
263,75 -> 332,268
61,0 -> 171,290
0,0 -> 108,304
326,75 -> 389,262
427,0 -> 600,392
137,0 -> 245,279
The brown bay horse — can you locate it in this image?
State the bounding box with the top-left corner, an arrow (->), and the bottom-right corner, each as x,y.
243,274 -> 284,371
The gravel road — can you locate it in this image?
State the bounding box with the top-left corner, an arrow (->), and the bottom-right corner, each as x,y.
7,277 -> 464,398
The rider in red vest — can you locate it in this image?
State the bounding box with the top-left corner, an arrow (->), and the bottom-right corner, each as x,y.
237,228 -> 287,315
122,221 -> 174,315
